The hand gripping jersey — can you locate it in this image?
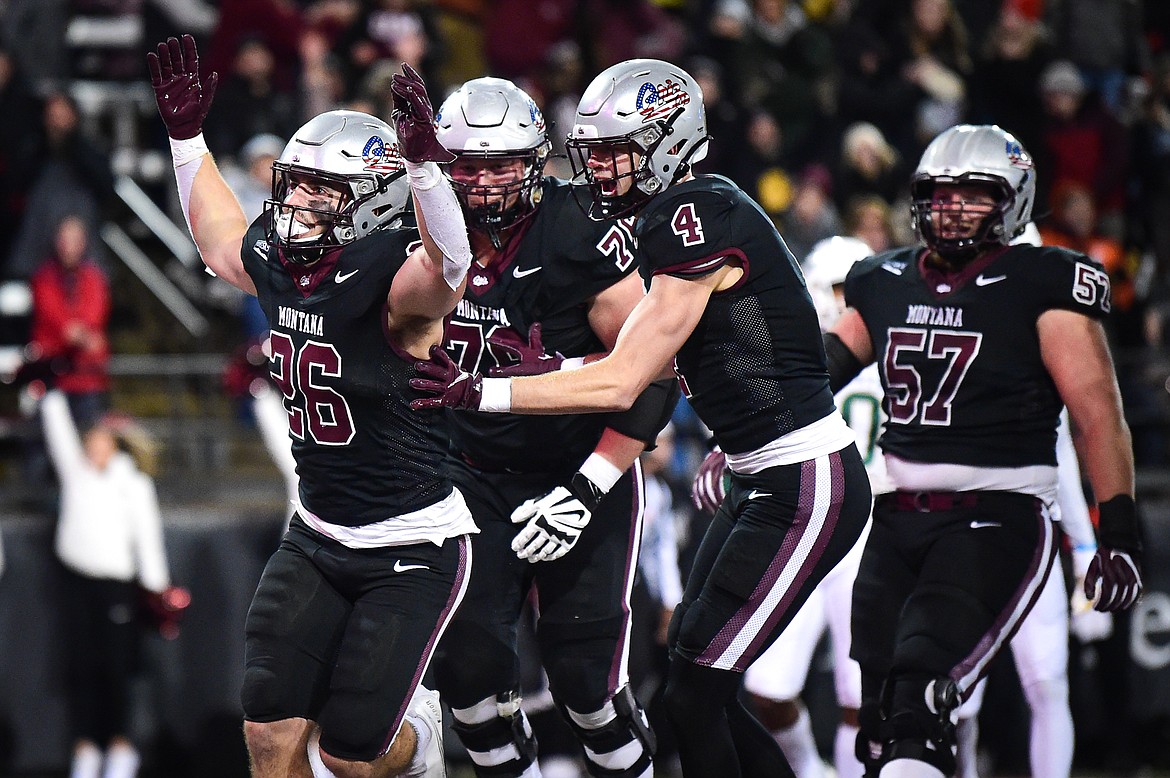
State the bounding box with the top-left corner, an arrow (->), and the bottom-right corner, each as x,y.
844,243 -> 1111,468
444,178 -> 642,472
241,216 -> 452,525
636,175 -> 836,455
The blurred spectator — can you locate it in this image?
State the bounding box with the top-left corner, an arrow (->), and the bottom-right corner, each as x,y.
0,47 -> 42,275
333,0 -> 444,99
843,192 -> 904,253
585,0 -> 688,71
834,120 -> 907,211
890,0 -> 973,155
29,215 -> 111,430
221,133 -> 284,342
536,40 -> 587,180
783,163 -> 844,263
40,388 -> 170,778
0,0 -> 69,93
1036,59 -> 1130,237
730,0 -> 834,166
1047,0 -> 1148,116
727,110 -> 795,220
7,91 -> 115,279
203,36 -> 300,160
1039,180 -> 1137,325
1129,52 -> 1170,292
687,55 -> 744,179
484,0 -> 574,81
831,11 -> 924,163
298,27 -> 348,120
431,0 -> 488,89
207,1 -> 306,92
968,0 -> 1055,152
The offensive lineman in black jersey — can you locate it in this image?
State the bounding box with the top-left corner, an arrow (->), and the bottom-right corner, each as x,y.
427,77 -> 675,778
823,125 -> 1143,778
411,60 -> 872,778
150,36 -> 473,778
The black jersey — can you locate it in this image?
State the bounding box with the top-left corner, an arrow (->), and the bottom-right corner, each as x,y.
443,178 -> 640,473
241,216 -> 451,525
844,243 -> 1111,468
635,175 -> 836,455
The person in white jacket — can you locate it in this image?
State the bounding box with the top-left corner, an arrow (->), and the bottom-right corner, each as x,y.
41,389 -> 171,778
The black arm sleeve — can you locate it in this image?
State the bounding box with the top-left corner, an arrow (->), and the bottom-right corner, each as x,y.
824,332 -> 864,394
604,379 -> 681,448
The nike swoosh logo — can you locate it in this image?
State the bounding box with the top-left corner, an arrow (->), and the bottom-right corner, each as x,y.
975,274 -> 1007,286
881,264 -> 904,275
969,520 -> 1001,529
746,490 -> 771,500
335,269 -> 359,283
513,266 -> 543,278
393,560 -> 429,573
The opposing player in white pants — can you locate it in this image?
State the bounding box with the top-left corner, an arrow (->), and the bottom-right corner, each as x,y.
950,222 -> 1114,778
692,236 -> 882,778
952,408 -> 1113,778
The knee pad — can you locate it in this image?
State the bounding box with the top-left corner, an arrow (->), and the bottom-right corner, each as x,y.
560,686 -> 655,778
880,674 -> 959,776
450,691 -> 539,776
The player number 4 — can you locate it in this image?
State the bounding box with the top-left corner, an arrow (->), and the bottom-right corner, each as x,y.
671,203 -> 705,247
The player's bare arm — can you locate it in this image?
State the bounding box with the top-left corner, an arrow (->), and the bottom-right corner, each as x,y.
149,35 -> 255,295
586,271 -> 647,350
829,307 -> 875,366
507,271 -> 716,413
1038,308 -> 1134,501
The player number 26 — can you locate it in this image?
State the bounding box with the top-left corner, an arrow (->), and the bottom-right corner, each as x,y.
268,332 -> 356,446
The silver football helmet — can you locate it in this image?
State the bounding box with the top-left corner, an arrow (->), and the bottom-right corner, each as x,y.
803,236 -> 873,331
565,59 -> 709,219
268,109 -> 409,259
910,124 -> 1036,262
435,77 -> 551,242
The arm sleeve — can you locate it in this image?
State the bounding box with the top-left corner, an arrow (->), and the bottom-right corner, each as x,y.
604,379 -> 681,447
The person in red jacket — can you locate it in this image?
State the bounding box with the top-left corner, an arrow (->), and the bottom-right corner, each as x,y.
28,213 -> 111,429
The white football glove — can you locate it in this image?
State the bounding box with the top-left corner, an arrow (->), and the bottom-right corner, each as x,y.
510,474 -> 603,563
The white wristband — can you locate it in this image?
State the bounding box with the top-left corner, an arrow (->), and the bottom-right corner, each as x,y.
404,159 -> 442,190
560,357 -> 586,371
479,377 -> 512,413
578,452 -> 624,494
169,133 -> 209,168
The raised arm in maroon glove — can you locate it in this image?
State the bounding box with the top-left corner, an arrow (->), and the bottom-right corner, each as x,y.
390,63 -> 456,164
147,34 -> 217,140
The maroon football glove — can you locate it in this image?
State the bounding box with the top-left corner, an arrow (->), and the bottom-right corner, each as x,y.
147,34 -> 218,140
410,346 -> 484,410
691,447 -> 728,515
488,323 -> 565,377
391,63 -> 456,164
1085,495 -> 1144,612
1084,548 -> 1142,612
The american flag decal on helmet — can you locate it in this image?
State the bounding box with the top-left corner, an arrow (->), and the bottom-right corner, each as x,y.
1005,140 -> 1033,169
362,135 -> 403,172
637,78 -> 691,123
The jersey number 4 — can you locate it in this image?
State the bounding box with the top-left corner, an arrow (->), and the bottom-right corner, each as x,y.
883,328 -> 982,426
269,332 -> 356,445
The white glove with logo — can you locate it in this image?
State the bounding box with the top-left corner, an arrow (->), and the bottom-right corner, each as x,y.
511,472 -> 604,563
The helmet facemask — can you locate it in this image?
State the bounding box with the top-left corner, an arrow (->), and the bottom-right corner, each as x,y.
911,174 -> 1015,267
268,162 -> 406,263
445,143 -> 549,249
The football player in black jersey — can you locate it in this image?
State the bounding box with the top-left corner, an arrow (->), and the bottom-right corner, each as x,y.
411,60 -> 873,778
426,77 -> 676,778
820,124 -> 1144,778
150,35 -> 474,778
